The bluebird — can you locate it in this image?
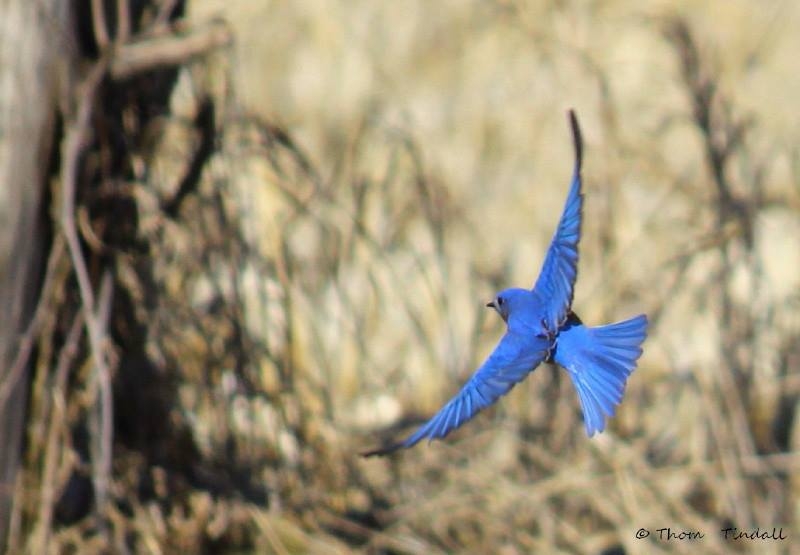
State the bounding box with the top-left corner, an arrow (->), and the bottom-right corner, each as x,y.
363,110 -> 647,456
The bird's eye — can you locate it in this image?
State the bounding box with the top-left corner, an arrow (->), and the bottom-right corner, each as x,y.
497,297 -> 504,306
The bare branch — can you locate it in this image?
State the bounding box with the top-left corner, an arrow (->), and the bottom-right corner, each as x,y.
91,0 -> 110,51
110,20 -> 231,79
116,0 -> 131,46
32,310 -> 84,554
0,237 -> 66,410
59,56 -> 114,529
155,0 -> 181,30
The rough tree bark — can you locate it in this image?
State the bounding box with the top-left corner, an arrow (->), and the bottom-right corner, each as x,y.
0,0 -> 66,547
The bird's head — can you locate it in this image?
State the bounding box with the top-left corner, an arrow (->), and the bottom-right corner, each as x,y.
486,288 -> 530,323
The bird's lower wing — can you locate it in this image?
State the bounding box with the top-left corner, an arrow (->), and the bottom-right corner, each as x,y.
363,331 -> 550,456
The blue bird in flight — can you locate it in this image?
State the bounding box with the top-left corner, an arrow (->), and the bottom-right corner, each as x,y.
363,110 -> 647,456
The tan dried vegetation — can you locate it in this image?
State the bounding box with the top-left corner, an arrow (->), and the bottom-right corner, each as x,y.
7,1 -> 800,553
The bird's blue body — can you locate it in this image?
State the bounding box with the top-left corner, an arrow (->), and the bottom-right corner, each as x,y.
363,110 -> 647,456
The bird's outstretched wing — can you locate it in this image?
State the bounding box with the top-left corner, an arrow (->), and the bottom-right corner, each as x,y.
531,110 -> 584,332
362,331 -> 550,456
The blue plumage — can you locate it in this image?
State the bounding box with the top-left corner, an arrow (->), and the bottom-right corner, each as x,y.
532,111 -> 583,335
379,328 -> 551,453
552,313 -> 648,436
363,110 -> 647,457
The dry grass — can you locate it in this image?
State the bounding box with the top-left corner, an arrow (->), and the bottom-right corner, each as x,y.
6,1 -> 800,553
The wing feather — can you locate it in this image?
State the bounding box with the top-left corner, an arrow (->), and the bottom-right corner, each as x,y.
532,110 -> 584,332
363,331 -> 549,456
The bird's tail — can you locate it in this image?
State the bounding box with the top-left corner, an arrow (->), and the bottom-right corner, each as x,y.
553,313 -> 648,436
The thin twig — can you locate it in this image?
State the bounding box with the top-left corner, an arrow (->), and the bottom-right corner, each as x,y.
59,56 -> 114,530
90,0 -> 110,51
32,310 -> 84,554
155,0 -> 181,30
0,236 -> 66,410
110,20 -> 231,79
116,0 -> 131,46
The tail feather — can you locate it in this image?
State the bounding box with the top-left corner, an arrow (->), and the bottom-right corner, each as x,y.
553,314 -> 648,436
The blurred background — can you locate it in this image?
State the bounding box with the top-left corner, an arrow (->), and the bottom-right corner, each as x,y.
1,0 -> 799,553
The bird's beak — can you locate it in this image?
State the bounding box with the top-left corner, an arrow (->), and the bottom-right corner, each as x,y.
486,300 -> 496,309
